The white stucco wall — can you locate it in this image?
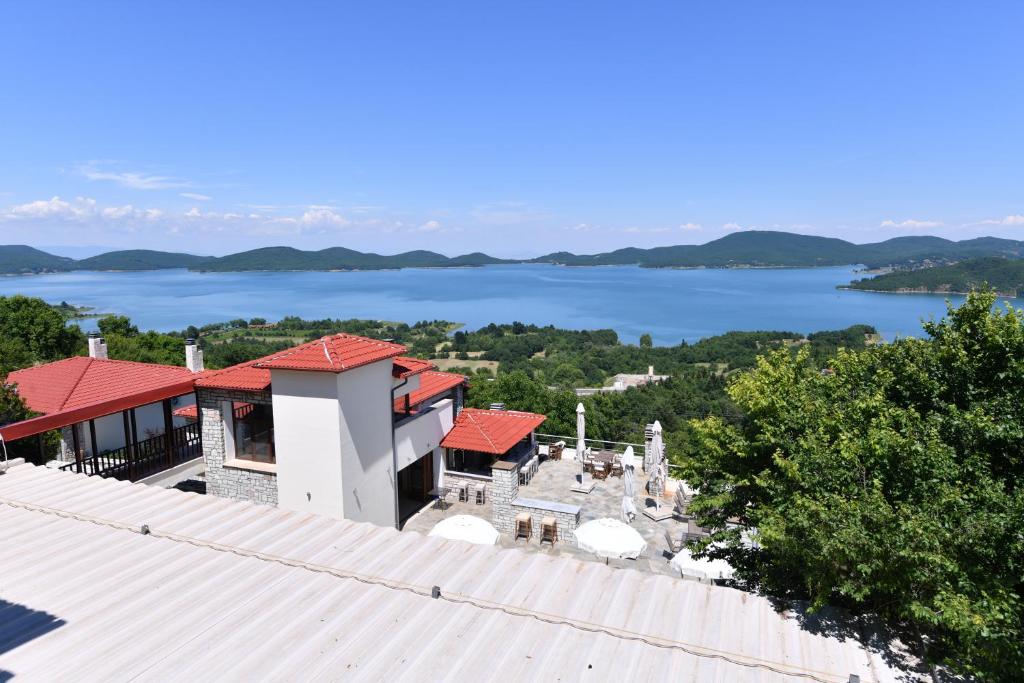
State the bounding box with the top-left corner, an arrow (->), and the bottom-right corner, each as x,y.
392,374 -> 420,399
336,361 -> 397,527
271,370 -> 346,519
394,398 -> 454,472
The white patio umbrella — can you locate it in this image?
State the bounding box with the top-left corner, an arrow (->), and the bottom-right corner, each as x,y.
669,548 -> 735,581
574,518 -> 647,561
428,515 -> 500,545
620,446 -> 637,523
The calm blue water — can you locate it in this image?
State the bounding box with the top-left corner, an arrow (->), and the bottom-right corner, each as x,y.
1,265 -> 1009,345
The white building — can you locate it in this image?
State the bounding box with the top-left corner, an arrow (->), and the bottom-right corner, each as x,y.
191,334 -> 469,527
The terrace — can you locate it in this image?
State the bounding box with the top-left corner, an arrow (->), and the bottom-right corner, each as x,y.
402,435 -> 711,580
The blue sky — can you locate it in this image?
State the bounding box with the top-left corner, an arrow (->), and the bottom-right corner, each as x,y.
1,2 -> 1021,257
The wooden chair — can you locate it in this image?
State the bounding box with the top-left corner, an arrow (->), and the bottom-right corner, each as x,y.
454,481 -> 469,503
592,462 -> 608,480
610,459 -> 624,478
515,513 -> 532,542
540,517 -> 557,546
474,483 -> 486,505
549,442 -> 564,461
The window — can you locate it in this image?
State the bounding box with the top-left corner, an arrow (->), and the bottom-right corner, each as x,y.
446,449 -> 494,476
232,402 -> 275,464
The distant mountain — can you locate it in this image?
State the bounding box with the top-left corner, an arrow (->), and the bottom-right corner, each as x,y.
531,231 -> 1024,269
75,250 -> 214,271
196,247 -> 510,271
2,231 -> 1023,275
843,257 -> 1024,297
0,245 -> 75,274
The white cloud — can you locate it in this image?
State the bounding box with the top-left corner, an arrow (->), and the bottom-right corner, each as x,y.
180,192 -> 211,201
300,207 -> 349,227
976,214 -> 1024,226
722,222 -> 745,231
1,196 -> 166,226
415,219 -> 443,232
880,218 -> 943,229
678,222 -> 702,231
78,163 -> 192,190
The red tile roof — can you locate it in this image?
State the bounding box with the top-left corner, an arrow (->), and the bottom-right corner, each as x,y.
195,336 -> 415,392
255,334 -> 405,373
394,371 -> 466,414
1,357 -> 196,441
392,356 -> 435,379
194,360 -> 272,392
440,408 -> 546,455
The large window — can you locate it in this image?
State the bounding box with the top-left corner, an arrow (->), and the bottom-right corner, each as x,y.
233,402 -> 275,464
446,449 -> 494,476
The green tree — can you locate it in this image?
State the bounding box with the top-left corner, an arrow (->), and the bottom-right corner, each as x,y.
97,315 -> 139,338
685,291 -> 1024,680
0,295 -> 83,364
639,333 -> 653,348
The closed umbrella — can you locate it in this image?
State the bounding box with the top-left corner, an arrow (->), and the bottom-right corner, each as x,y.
574,518 -> 647,561
575,402 -> 587,486
649,420 -> 666,506
621,446 -> 637,523
428,515 -> 500,545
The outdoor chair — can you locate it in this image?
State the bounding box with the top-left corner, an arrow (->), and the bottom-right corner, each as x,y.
520,464 -> 532,486
454,481 -> 469,503
673,487 -> 692,519
530,455 -> 539,478
434,486 -> 451,510
474,483 -> 486,505
664,528 -> 684,557
610,460 -> 624,477
685,518 -> 709,542
592,462 -> 608,480
515,513 -> 532,542
549,442 -> 564,461
540,517 -> 557,546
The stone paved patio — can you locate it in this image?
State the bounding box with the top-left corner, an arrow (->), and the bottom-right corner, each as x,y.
402,457 -> 689,578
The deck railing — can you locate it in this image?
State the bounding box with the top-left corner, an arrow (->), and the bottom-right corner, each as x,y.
534,432 -> 685,473
59,421 -> 201,482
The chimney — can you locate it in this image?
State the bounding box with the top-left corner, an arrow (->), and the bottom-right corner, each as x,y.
87,333 -> 108,360
185,338 -> 204,373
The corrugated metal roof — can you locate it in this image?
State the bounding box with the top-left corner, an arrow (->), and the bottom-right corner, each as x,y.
441,408 -> 547,454
0,463 -> 916,682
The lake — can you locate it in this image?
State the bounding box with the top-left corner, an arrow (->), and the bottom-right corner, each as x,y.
1,265 -> 1010,345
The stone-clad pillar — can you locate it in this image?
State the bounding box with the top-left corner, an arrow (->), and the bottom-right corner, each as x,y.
490,460 -> 519,534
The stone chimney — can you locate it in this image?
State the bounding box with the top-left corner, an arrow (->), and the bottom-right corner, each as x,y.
87,333 -> 108,360
185,338 -> 204,373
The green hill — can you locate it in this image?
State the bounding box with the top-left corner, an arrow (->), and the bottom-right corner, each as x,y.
843,257 -> 1024,297
75,250 -> 214,271
531,231 -> 1024,269
0,245 -> 75,274
2,232 -> 1023,274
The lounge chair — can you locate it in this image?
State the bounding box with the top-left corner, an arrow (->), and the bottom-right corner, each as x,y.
664,528 -> 684,556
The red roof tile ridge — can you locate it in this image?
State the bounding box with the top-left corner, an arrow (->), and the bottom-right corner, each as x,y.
58,357 -> 97,411
464,409 -> 499,453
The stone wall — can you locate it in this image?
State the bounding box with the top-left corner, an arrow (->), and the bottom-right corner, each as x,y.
443,471 -> 490,503
511,498 -> 581,542
489,460 -> 519,534
198,387 -> 277,506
